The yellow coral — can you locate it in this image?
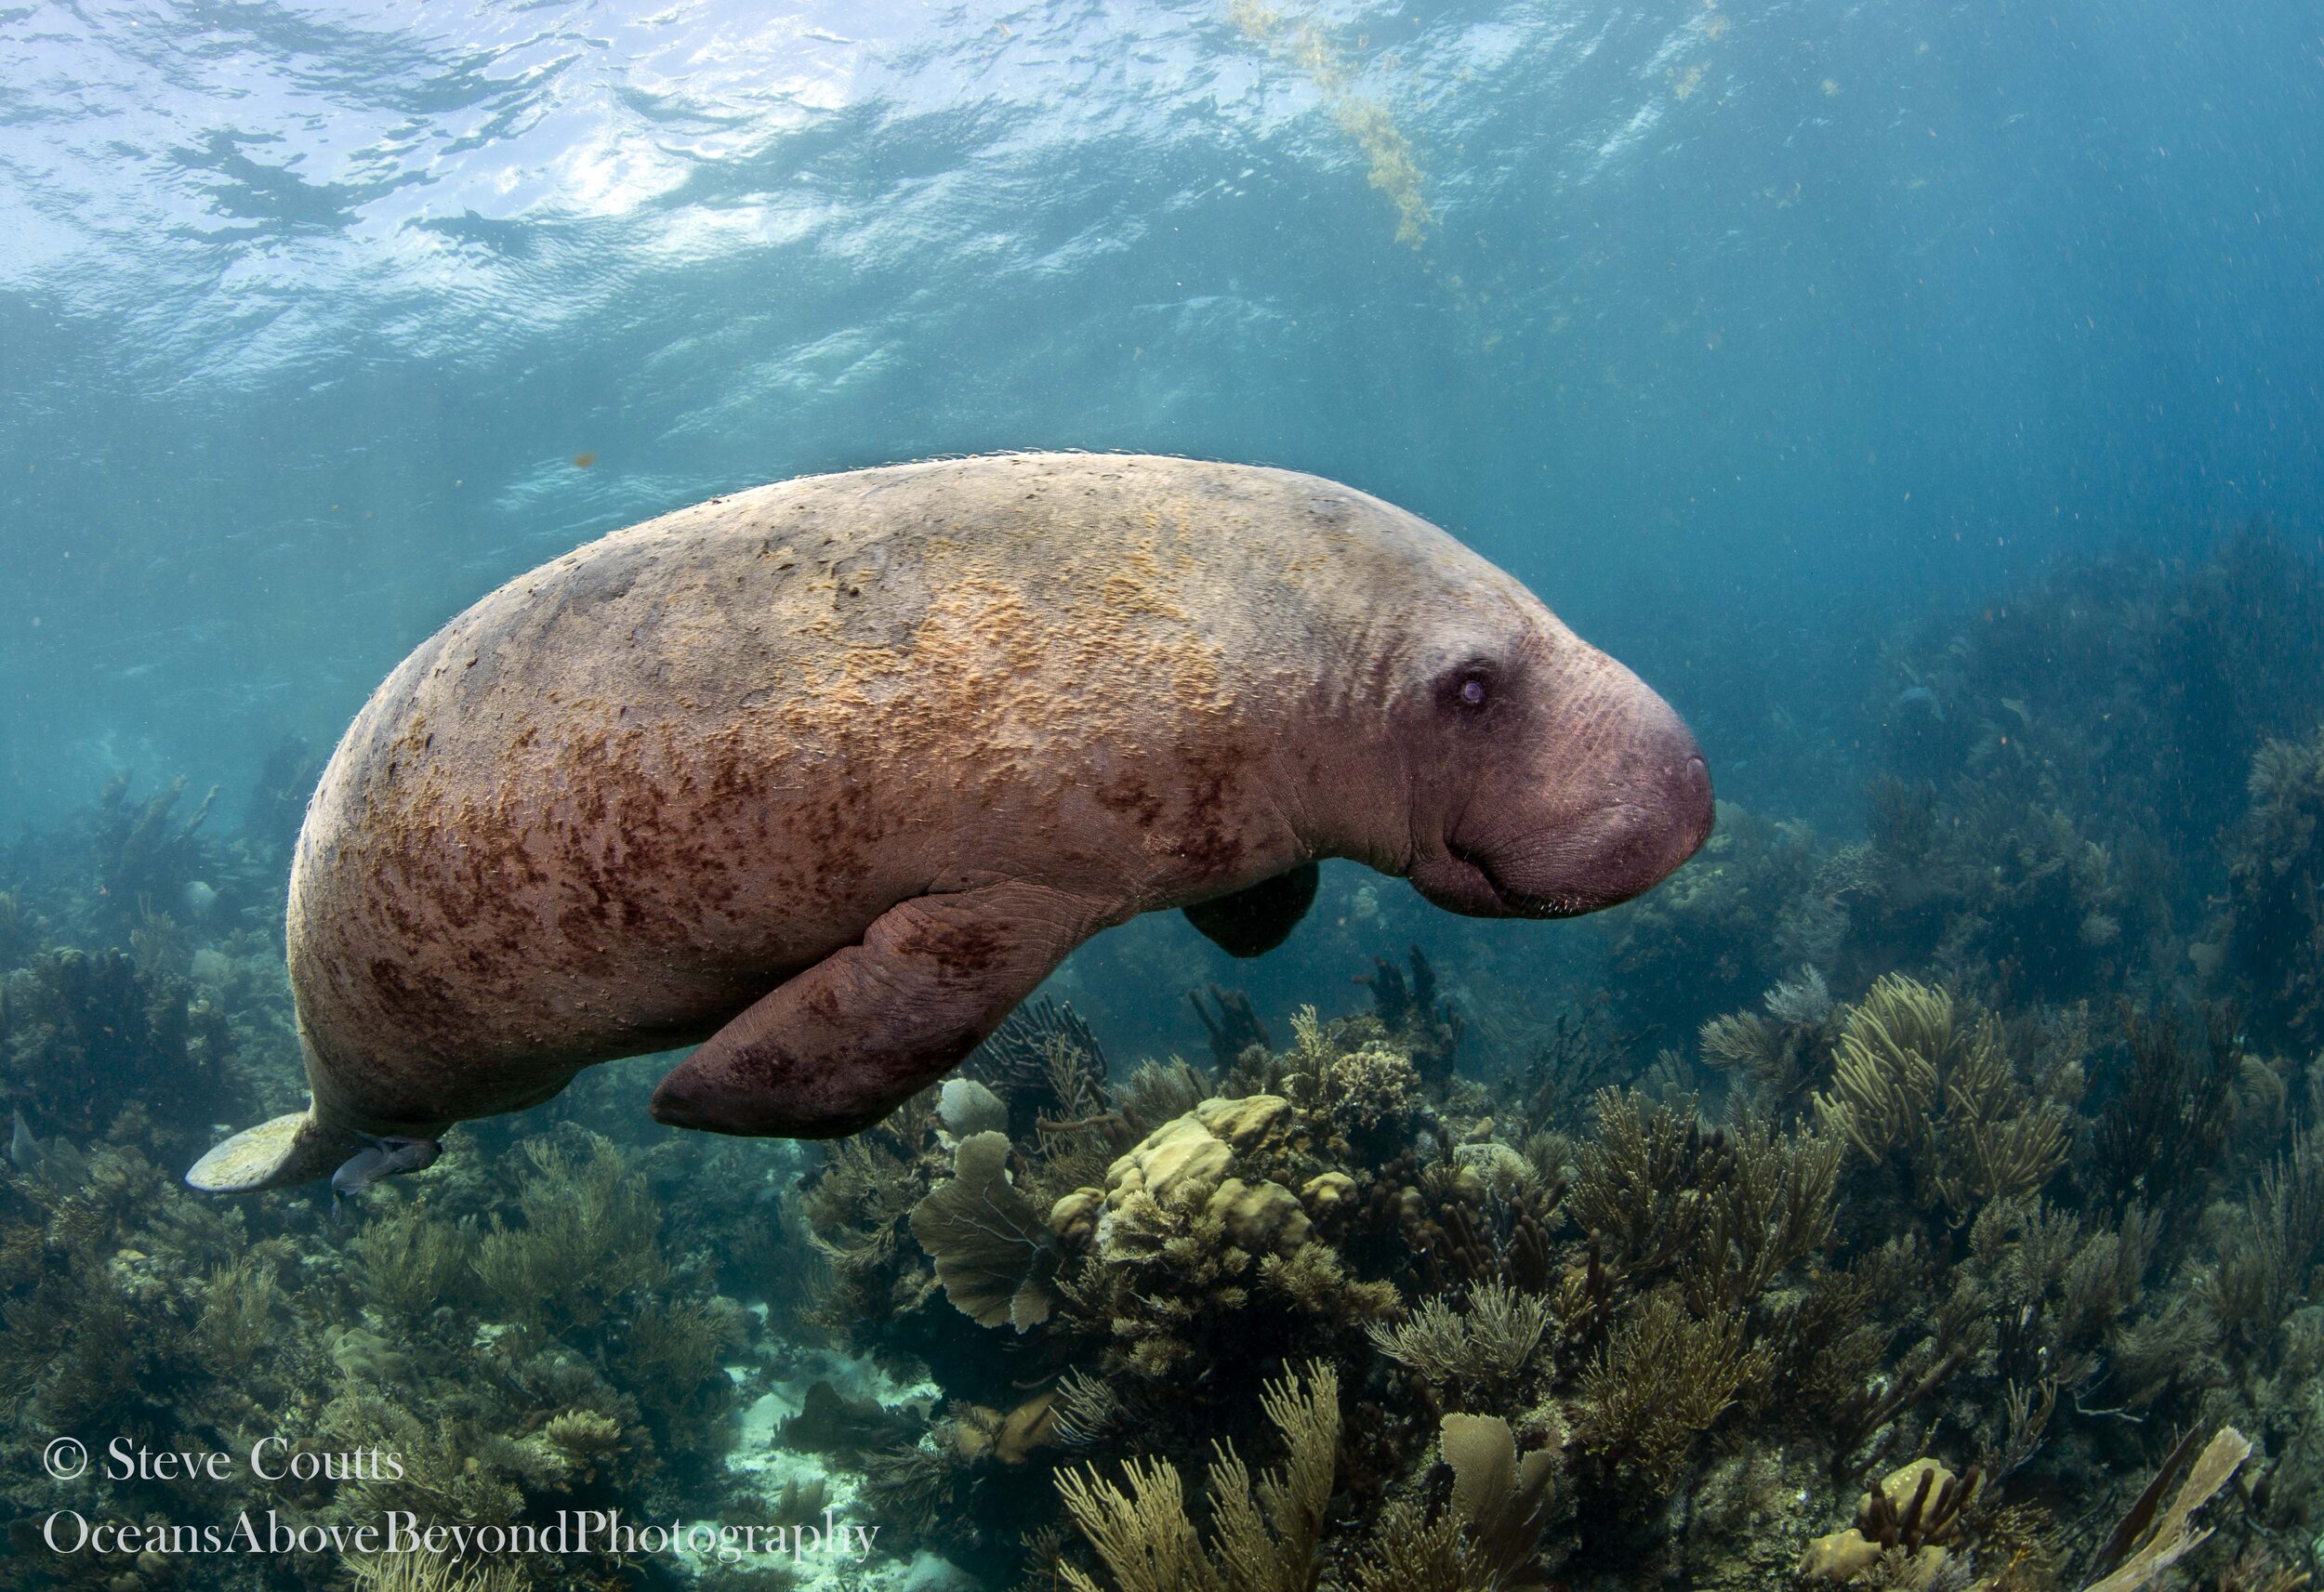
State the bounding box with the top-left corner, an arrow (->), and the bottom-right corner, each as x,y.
1204,1177 -> 1312,1256
1050,1187 -> 1105,1244
1300,1171 -> 1356,1213
1107,1115 -> 1234,1204
1799,1457 -> 1980,1586
1194,1092 -> 1297,1151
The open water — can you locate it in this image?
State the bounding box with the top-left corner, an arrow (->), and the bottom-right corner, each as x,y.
3,6 -> 2323,1591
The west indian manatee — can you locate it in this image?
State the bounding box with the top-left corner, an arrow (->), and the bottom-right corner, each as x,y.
188,453 -> 1713,1193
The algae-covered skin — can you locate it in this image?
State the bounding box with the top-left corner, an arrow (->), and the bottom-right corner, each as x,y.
191,453 -> 1711,1190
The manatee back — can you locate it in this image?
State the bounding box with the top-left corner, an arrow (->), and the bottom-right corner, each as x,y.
284,454 -> 1493,1136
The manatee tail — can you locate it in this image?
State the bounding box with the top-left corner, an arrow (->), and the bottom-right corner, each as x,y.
186,1111 -> 362,1193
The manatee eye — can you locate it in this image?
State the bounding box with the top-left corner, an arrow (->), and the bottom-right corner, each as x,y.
1440,664 -> 1496,717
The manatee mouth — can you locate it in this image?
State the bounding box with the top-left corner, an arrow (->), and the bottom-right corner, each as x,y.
1446,751 -> 1715,918
1444,840 -> 1597,918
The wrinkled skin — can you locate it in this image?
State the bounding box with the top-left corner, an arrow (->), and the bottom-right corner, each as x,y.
207,454 -> 1710,1181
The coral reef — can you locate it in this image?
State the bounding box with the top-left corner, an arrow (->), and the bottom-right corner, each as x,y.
1354,946 -> 1465,1085
910,1130 -> 1062,1331
0,1116 -> 763,1592
2,944 -> 252,1159
1572,1293 -> 1770,1489
1052,1362 -> 1338,1592
4,524 -> 2323,1592
1347,1411 -> 1557,1592
1047,1092 -> 1399,1402
1813,974 -> 2071,1220
968,997 -> 1114,1146
1367,1280 -> 1550,1411
2220,728 -> 2324,1055
87,771 -> 218,931
786,956 -> 2298,1587
2084,1427 -> 2254,1592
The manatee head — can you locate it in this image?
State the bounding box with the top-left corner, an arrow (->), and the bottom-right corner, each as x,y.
1380,572 -> 1714,920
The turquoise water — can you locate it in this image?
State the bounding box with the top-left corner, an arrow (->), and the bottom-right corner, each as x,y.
7,0 -> 2319,827
7,6 -> 2324,1591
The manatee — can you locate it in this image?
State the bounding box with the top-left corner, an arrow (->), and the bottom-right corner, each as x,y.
188,454 -> 1711,1193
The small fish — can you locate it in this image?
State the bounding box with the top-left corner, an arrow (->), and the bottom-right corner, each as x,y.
329,1135 -> 443,1220
8,1109 -> 39,1173
572,451 -> 597,468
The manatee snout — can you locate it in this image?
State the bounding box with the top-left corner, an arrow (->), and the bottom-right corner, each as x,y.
1522,702 -> 1714,914
1427,664 -> 1715,919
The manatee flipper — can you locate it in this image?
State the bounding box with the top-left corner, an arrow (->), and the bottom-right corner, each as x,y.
650,882 -> 1109,1138
1182,861 -> 1319,958
186,1111 -> 364,1193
